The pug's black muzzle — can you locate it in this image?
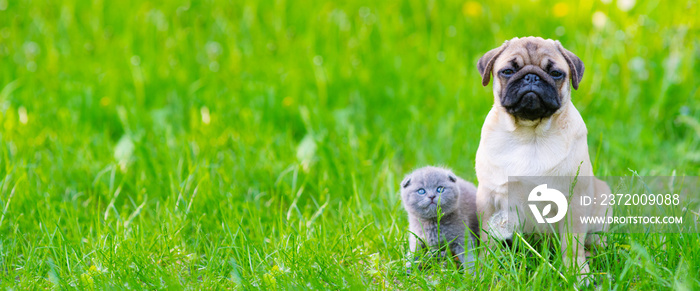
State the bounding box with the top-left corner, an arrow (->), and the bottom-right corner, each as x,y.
502,71 -> 561,120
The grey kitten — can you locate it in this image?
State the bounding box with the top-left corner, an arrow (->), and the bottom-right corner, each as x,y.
400,166 -> 479,272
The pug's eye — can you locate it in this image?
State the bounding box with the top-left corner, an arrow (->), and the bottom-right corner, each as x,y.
417,188 -> 426,195
549,70 -> 564,79
500,69 -> 515,77
436,186 -> 445,193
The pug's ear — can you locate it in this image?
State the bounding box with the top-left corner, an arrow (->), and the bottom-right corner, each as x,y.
556,41 -> 585,90
401,176 -> 411,188
477,41 -> 510,86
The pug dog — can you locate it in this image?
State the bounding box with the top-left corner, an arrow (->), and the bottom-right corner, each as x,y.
474,37 -> 612,282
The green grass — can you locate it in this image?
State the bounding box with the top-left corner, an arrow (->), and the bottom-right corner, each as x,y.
0,0 -> 699,289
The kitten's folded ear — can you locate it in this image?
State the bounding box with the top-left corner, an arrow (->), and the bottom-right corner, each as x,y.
401,176 -> 412,188
448,174 -> 457,183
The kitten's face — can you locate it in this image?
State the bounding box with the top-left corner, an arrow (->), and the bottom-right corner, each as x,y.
400,167 -> 459,219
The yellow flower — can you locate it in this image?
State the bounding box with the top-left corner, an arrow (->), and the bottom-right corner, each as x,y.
462,1 -> 482,17
553,3 -> 569,17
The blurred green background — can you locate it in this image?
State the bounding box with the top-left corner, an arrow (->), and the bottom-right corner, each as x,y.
0,0 -> 698,288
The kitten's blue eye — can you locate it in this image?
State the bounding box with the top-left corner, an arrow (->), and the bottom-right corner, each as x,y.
436,186 -> 444,193
417,188 -> 426,195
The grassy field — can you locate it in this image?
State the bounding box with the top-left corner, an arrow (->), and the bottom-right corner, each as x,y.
1,0 -> 699,289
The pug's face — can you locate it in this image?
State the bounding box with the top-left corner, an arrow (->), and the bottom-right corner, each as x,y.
477,37 -> 584,121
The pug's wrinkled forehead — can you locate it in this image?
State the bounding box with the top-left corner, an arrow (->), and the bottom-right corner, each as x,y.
493,38 -> 568,75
